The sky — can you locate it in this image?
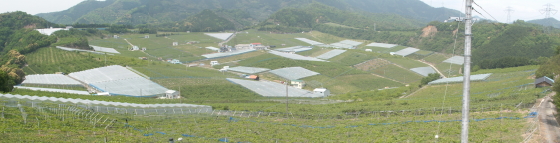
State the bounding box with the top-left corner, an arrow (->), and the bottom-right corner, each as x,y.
419,0 -> 560,23
0,0 -> 558,23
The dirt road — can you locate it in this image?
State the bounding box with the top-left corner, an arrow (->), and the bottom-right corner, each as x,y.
538,93 -> 560,143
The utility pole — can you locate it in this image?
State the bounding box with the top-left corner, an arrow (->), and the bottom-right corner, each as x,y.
505,7 -> 514,23
285,80 -> 289,118
461,0 -> 473,142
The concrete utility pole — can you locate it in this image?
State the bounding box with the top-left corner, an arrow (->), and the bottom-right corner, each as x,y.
461,0 -> 473,142
505,7 -> 514,23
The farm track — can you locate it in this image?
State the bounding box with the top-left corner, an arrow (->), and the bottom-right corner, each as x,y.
537,92 -> 560,143
417,59 -> 447,78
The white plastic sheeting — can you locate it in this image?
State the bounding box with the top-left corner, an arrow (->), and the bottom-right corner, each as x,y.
0,94 -> 212,108
295,38 -> 324,45
91,45 -> 120,54
410,67 -> 437,77
330,40 -> 362,49
269,67 -> 320,80
394,47 -> 420,57
14,86 -> 89,95
205,47 -> 220,51
227,78 -> 325,97
22,74 -> 81,85
275,46 -> 313,53
91,78 -> 169,97
366,43 -> 398,48
443,56 -> 465,65
204,33 -> 234,40
269,50 -> 326,62
202,49 -> 256,59
69,65 -> 142,84
228,66 -> 270,74
316,49 -> 346,59
428,73 -> 492,85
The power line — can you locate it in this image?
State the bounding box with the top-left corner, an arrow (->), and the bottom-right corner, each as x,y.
540,3 -> 558,19
473,1 -> 499,22
505,7 -> 514,23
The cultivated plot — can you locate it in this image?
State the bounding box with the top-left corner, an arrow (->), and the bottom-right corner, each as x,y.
269,50 -> 326,62
227,78 -> 325,97
295,38 -> 324,45
204,33 -> 234,40
428,73 -> 492,85
275,46 -> 313,53
269,67 -> 320,80
22,74 -> 81,85
443,56 -> 465,65
366,43 -> 398,48
316,49 -> 347,60
410,67 -> 437,77
202,49 -> 256,59
228,66 -> 271,74
394,47 -> 420,57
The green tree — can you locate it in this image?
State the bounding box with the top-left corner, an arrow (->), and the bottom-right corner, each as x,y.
0,70 -> 14,92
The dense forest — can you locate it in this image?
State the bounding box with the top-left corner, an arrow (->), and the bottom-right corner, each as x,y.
36,0 -> 461,27
0,12 -> 99,90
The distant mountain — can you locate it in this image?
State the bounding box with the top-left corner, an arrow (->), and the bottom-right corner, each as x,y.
528,18 -> 560,29
36,0 -> 462,26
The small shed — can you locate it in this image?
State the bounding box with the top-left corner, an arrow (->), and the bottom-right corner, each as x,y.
365,49 -> 373,52
235,44 -> 251,50
113,35 -> 118,39
210,61 -> 219,66
142,47 -> 147,51
170,59 -> 182,64
291,80 -> 305,89
535,76 -> 554,88
145,35 -> 150,38
131,46 -> 140,51
313,88 -> 330,97
165,90 -> 180,99
173,42 -> 179,46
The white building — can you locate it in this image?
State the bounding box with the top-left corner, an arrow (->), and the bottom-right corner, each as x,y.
210,61 -> 219,66
365,49 -> 373,52
313,88 -> 330,97
173,42 -> 179,46
165,90 -> 180,99
131,46 -> 140,51
145,35 -> 150,38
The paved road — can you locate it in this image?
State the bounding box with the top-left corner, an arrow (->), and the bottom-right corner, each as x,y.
538,94 -> 560,143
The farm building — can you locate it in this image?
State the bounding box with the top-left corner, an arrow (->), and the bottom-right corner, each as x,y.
113,35 -> 119,39
235,44 -> 252,50
291,80 -> 305,89
173,42 -> 179,46
210,61 -> 219,66
145,35 -> 149,38
313,88 -> 330,97
535,76 -> 554,88
169,59 -> 182,64
165,90 -> 180,99
131,46 -> 140,51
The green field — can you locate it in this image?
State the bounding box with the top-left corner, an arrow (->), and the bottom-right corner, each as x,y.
383,57 -> 428,69
364,46 -> 407,54
370,64 -> 424,83
24,47 -> 106,74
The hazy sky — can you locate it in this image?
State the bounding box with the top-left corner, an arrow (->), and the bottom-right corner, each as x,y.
420,0 -> 560,23
1,0 -> 559,23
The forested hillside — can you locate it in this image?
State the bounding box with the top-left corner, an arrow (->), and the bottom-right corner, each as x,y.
36,0 -> 460,27
157,10 -> 236,32
0,12 -> 100,91
528,18 -> 560,29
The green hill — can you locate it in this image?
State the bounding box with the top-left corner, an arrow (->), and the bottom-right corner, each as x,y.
528,18 -> 560,29
36,0 -> 461,26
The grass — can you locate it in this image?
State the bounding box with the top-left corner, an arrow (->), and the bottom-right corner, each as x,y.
364,46 -> 407,54
382,57 -> 429,69
370,64 -> 424,83
24,47 -> 106,74
422,53 -> 449,64
328,51 -> 377,66
296,48 -> 331,57
324,22 -> 360,29
436,63 -> 463,77
225,29 -> 313,48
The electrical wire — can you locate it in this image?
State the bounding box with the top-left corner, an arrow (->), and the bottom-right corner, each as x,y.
435,0 -> 465,142
473,1 -> 500,22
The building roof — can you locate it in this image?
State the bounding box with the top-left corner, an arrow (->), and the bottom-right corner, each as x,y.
251,43 -> 262,45
535,76 -> 554,85
314,88 -> 328,92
